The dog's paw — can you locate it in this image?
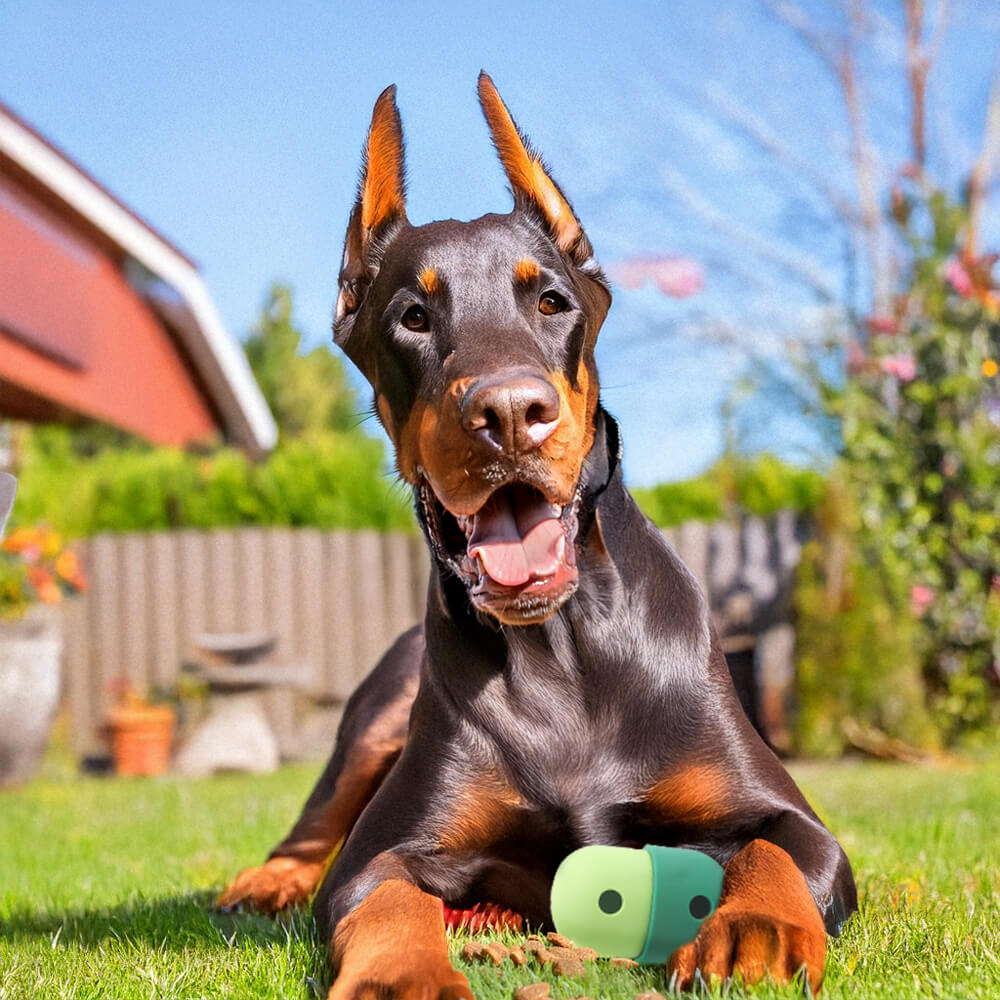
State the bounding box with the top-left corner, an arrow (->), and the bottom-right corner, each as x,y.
327,953 -> 474,1000
215,856 -> 325,915
668,838 -> 827,992
668,905 -> 826,992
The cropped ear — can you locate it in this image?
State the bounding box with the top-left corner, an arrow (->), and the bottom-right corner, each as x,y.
335,85 -> 407,333
478,71 -> 593,266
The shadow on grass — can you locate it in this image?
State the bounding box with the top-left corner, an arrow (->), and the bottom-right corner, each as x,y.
1,889 -> 321,954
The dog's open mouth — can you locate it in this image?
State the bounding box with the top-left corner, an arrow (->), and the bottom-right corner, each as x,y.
419,479 -> 580,624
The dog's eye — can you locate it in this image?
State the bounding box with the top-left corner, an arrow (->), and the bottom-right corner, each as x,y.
401,305 -> 429,332
538,291 -> 566,316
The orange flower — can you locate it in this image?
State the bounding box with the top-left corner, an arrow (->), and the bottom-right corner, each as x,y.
2,527 -> 36,553
56,550 -> 79,580
984,359 -> 999,378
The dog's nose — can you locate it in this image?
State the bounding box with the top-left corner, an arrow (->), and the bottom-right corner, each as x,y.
461,371 -> 561,453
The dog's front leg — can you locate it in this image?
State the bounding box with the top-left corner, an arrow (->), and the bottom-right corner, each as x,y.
319,852 -> 473,1000
668,838 -> 827,992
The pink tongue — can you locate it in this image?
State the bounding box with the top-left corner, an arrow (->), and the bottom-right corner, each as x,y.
468,489 -> 564,588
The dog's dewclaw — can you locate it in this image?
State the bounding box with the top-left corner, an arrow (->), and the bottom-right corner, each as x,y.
514,985 -> 550,1000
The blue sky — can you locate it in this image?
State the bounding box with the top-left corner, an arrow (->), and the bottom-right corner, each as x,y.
4,1 -> 999,484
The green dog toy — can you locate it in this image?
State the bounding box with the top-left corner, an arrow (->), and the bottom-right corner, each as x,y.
550,845 -> 724,964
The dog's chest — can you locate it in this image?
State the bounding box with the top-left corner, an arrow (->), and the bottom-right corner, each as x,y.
473,678 -> 646,841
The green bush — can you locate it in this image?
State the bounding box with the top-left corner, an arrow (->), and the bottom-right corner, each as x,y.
795,186 -> 1000,750
632,452 -> 825,527
11,427 -> 414,536
793,472 -> 939,756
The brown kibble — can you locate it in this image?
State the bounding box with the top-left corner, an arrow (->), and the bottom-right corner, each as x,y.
546,931 -> 575,949
509,946 -> 527,967
514,985 -> 550,1000
525,935 -> 544,954
547,947 -> 578,961
460,941 -> 485,962
534,947 -> 556,966
482,941 -> 509,965
574,946 -> 598,961
634,992 -> 666,1000
610,957 -> 639,968
552,955 -> 585,977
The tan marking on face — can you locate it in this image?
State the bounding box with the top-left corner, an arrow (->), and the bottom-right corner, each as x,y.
396,379 -> 490,513
645,763 -> 733,826
514,257 -> 540,284
396,364 -> 598,516
418,267 -> 439,296
539,360 -> 598,499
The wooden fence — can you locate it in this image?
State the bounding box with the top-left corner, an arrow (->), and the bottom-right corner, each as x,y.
63,513 -> 806,756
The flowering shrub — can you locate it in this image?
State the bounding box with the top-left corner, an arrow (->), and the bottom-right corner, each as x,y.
0,525 -> 87,621
798,186 -> 1000,750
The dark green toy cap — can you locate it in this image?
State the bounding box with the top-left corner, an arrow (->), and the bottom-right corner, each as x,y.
636,845 -> 723,964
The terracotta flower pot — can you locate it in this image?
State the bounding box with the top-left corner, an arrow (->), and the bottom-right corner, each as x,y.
0,605 -> 62,785
108,704 -> 176,776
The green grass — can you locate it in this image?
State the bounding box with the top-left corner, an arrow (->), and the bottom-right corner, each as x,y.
0,758 -> 997,999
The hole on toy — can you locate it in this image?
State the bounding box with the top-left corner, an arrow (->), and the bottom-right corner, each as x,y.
689,894 -> 711,919
598,889 -> 623,914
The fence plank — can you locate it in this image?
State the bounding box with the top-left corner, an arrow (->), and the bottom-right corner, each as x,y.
323,531 -> 355,700
178,530 -> 208,659
64,539 -> 94,756
236,530 -> 268,635
351,531 -> 387,685
147,533 -> 180,691
120,534 -> 150,695
89,535 -> 122,719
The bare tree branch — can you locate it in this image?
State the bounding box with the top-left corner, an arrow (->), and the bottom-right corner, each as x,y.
761,0 -> 843,78
657,163 -> 840,301
905,0 -> 929,167
702,82 -> 864,229
967,52 -> 1000,255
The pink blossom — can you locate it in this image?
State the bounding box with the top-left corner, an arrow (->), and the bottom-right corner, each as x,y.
880,354 -> 918,382
910,585 -> 935,616
610,255 -> 705,298
867,314 -> 898,335
946,257 -> 974,297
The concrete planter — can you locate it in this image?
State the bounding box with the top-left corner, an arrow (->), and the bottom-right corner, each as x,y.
0,605 -> 62,785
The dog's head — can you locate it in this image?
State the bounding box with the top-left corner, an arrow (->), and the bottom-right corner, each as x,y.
334,74 -> 612,626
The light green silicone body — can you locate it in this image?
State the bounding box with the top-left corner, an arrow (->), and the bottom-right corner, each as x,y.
550,844 -> 724,964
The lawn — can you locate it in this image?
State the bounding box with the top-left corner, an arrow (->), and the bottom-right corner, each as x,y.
1,757 -> 997,1000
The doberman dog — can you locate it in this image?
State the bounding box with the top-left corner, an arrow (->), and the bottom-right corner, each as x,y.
217,74 -> 857,997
